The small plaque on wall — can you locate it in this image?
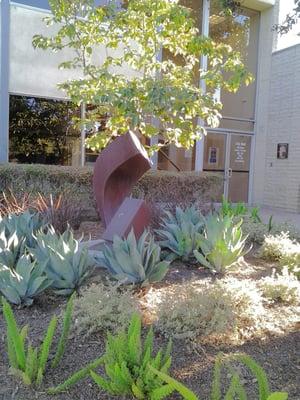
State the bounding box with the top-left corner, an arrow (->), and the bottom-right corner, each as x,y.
277,143 -> 289,159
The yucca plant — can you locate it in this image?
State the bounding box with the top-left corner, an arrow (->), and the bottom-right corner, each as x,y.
96,229 -> 169,286
0,254 -> 52,305
150,353 -> 288,400
156,206 -> 205,262
90,313 -> 174,399
31,226 -> 94,295
194,214 -> 249,273
1,295 -> 74,386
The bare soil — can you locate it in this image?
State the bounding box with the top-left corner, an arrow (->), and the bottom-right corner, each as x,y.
0,222 -> 299,400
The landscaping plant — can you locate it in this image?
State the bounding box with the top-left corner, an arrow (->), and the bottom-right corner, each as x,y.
0,210 -> 44,248
156,206 -> 205,262
32,226 -> 94,295
90,313 -> 173,400
194,215 -> 249,273
0,229 -> 26,268
150,353 -> 288,400
73,282 -> 140,337
96,229 -> 169,286
1,295 -> 74,386
0,254 -> 52,306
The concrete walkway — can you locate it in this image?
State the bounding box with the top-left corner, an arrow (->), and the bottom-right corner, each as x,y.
259,206 -> 300,230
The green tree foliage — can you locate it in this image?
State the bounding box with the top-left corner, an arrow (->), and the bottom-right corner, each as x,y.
9,96 -> 78,164
33,0 -> 252,153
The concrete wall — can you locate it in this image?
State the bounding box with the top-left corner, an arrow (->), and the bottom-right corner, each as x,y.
262,44 -> 300,212
251,0 -> 279,205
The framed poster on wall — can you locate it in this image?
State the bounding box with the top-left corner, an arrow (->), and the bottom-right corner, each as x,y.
277,143 -> 289,159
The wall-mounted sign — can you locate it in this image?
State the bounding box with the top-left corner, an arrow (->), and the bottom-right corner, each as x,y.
208,146 -> 218,164
234,141 -> 246,164
277,143 -> 289,159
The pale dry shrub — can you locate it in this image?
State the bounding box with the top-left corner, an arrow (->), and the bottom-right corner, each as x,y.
154,278 -> 263,340
260,232 -> 297,261
280,252 -> 300,279
73,282 -> 140,337
259,268 -> 300,305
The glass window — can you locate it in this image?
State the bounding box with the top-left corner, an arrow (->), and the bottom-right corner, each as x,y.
209,1 -> 260,124
9,95 -> 80,165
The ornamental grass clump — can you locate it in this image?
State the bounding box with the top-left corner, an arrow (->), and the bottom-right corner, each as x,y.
73,282 -> 140,337
32,226 -> 94,295
0,254 -> 52,305
156,206 -> 205,262
194,214 -> 250,274
96,229 -> 169,286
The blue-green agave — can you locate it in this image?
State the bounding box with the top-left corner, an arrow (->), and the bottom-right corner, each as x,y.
156,206 -> 205,262
96,229 -> 169,285
0,254 -> 52,305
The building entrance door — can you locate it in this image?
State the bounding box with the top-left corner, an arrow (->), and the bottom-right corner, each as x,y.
203,132 -> 252,203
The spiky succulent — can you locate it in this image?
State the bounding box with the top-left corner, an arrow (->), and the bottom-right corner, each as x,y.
194,214 -> 250,273
0,254 -> 52,305
156,206 -> 205,262
31,227 -> 93,295
0,229 -> 26,268
0,211 -> 44,248
96,229 -> 169,286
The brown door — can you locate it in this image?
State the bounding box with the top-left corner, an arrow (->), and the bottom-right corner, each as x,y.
227,134 -> 252,203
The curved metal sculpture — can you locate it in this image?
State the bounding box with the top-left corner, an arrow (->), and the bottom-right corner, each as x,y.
93,131 -> 152,241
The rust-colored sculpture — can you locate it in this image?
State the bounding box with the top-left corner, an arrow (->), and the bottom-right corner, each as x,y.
93,131 -> 152,241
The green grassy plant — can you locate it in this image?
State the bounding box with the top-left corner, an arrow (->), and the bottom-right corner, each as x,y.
1,295 -> 73,386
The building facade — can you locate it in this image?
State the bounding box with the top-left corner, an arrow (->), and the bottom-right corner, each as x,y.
1,0 -> 299,211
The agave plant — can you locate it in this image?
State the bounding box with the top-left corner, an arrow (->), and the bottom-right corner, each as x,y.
156,206 -> 205,262
0,229 -> 26,268
0,210 -> 44,248
194,214 -> 250,274
96,229 -> 169,285
0,254 -> 52,305
31,226 -> 93,295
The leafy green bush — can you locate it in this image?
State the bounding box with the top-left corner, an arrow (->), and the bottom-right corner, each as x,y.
73,282 -> 140,336
219,196 -> 261,222
155,278 -> 261,339
150,352 -> 288,400
90,314 -> 173,399
96,230 -> 169,285
194,215 -> 249,273
32,226 -> 94,295
259,267 -> 300,305
1,295 -> 73,386
156,206 -> 205,262
0,255 -> 52,305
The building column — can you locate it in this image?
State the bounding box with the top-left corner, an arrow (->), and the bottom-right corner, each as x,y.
194,0 -> 210,171
0,0 -> 10,164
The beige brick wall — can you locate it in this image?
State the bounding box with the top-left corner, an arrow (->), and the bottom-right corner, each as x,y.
262,44 -> 300,212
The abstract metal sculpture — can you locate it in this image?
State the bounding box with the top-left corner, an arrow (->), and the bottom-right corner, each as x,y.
93,131 -> 152,241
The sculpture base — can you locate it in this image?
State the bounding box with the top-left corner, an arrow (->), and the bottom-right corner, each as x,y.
102,197 -> 150,242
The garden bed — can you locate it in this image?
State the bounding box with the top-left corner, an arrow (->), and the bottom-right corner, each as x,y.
0,253 -> 299,400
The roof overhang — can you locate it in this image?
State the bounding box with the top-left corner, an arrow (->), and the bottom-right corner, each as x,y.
242,0 -> 275,11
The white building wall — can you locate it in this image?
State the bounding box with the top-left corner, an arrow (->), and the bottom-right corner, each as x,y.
262,44 -> 300,212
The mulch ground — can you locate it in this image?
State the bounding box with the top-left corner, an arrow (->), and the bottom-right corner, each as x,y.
0,221 -> 299,400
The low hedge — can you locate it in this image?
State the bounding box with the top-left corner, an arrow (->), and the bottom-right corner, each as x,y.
0,163 -> 223,220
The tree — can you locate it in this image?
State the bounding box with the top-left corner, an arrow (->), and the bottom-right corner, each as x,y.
274,0 -> 300,35
33,0 -> 252,154
9,96 -> 78,164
